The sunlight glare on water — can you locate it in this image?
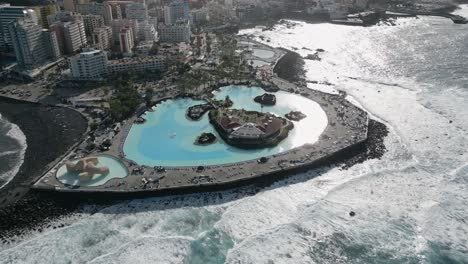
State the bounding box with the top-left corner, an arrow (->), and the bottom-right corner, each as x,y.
1,7 -> 468,263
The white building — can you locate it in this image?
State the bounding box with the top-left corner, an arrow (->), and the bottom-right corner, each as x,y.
107,56 -> 166,73
164,1 -> 189,25
139,21 -> 158,42
0,5 -> 38,51
82,14 -> 104,36
158,21 -> 191,43
8,18 -> 60,70
118,27 -> 134,54
69,48 -> 166,79
92,26 -> 112,50
126,2 -> 148,22
69,48 -> 108,80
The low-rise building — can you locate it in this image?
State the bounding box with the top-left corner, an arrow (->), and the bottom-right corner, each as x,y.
107,56 -> 166,73
69,48 -> 166,80
135,40 -> 155,55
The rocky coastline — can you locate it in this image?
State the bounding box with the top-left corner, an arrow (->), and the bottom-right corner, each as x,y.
0,37 -> 391,242
273,49 -> 307,84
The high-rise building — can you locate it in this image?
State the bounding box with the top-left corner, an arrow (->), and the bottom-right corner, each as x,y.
69,48 -> 108,80
148,16 -> 158,28
158,21 -> 190,43
118,27 -> 134,53
139,21 -> 157,41
190,7 -> 208,24
105,1 -> 139,19
43,30 -> 62,61
49,12 -> 87,54
8,18 -> 60,70
0,5 -> 38,51
126,2 -> 148,22
64,0 -> 89,12
164,1 -> 189,25
92,26 -> 112,50
148,7 -> 164,22
75,2 -> 113,25
82,14 -> 104,36
111,19 -> 138,40
31,4 -> 60,29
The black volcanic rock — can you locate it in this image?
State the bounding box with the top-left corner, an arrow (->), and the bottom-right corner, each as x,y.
285,111 -> 307,121
195,132 -> 217,145
254,93 -> 276,106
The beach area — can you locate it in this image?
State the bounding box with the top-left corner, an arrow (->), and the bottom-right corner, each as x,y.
0,97 -> 87,239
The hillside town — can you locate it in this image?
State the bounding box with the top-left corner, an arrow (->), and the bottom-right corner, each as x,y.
0,0 -> 359,119
0,0 -> 463,81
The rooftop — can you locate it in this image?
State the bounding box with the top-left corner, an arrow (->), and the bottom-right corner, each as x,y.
107,56 -> 166,65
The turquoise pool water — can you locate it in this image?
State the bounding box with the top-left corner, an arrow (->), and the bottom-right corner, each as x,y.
252,49 -> 275,59
124,86 -> 328,167
56,155 -> 128,187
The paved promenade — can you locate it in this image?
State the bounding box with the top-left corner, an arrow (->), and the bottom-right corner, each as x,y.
32,75 -> 369,194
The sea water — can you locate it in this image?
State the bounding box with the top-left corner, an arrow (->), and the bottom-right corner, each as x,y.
0,6 -> 467,263
0,115 -> 26,188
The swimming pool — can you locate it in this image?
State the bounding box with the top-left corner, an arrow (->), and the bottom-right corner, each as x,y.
252,49 -> 275,59
123,86 -> 328,167
56,155 -> 128,187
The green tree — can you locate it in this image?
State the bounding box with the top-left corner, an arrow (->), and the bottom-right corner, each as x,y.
145,87 -> 153,107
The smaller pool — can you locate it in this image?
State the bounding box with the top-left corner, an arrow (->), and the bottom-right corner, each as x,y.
56,155 -> 128,187
249,59 -> 270,67
252,49 -> 275,59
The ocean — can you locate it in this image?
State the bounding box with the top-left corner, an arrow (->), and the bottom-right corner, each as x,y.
0,5 -> 467,263
0,116 -> 26,189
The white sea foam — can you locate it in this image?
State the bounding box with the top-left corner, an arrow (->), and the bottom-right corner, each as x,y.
1,8 -> 468,264
0,116 -> 27,188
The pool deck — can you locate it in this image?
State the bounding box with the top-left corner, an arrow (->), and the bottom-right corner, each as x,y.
32,75 -> 369,195
239,38 -> 286,69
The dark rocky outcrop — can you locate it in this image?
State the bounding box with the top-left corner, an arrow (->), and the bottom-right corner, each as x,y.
195,132 -> 217,145
285,111 -> 307,121
254,93 -> 276,106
